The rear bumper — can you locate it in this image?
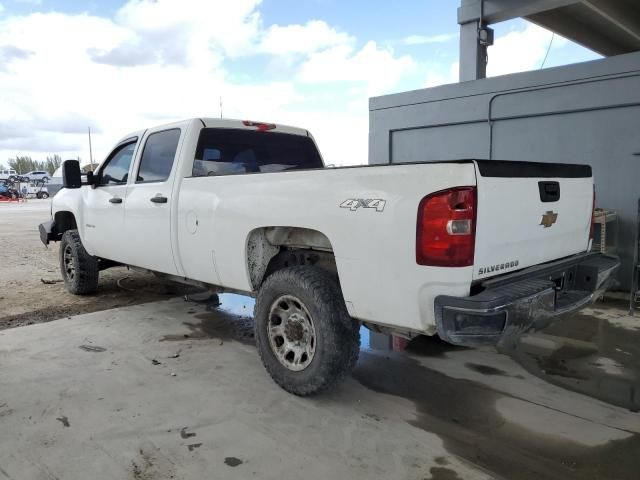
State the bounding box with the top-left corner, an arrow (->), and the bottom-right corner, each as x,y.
434,253 -> 620,347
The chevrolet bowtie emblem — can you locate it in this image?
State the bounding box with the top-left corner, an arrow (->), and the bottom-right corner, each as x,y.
540,211 -> 558,228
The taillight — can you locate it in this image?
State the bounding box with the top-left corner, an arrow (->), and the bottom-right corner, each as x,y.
589,185 -> 596,241
242,120 -> 276,131
416,187 -> 477,267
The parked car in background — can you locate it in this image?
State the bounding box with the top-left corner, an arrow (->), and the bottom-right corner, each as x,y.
0,169 -> 18,181
22,171 -> 50,182
45,167 -> 64,197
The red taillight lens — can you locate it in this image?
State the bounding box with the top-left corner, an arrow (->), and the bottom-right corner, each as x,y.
416,187 -> 477,267
242,120 -> 276,131
589,185 -> 596,241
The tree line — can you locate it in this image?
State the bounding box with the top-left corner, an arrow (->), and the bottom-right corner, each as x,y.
0,155 -> 71,176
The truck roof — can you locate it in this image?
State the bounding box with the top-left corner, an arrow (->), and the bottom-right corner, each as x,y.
113,118 -> 311,150
200,118 -> 310,137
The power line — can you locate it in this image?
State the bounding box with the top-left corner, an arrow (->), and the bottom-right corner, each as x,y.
540,32 -> 555,69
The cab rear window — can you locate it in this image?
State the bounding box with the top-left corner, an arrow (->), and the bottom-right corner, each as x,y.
193,128 -> 323,177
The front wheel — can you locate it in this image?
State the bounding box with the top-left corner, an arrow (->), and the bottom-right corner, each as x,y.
60,230 -> 99,295
254,266 -> 360,396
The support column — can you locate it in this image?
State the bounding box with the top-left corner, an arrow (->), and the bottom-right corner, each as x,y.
459,20 -> 488,82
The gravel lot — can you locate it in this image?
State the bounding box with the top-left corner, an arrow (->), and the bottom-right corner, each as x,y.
0,199 -> 196,330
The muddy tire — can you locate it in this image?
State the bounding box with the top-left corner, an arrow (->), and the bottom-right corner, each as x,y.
60,229 -> 99,295
254,266 -> 360,396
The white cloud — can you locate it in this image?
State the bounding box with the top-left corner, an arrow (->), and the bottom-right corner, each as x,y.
298,41 -> 416,96
0,1 -> 416,166
487,24 -> 567,77
0,4 -> 4,15
404,33 -> 457,45
261,20 -> 352,55
423,61 -> 458,88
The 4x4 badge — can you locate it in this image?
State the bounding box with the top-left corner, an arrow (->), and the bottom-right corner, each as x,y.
540,211 -> 558,228
340,199 -> 386,212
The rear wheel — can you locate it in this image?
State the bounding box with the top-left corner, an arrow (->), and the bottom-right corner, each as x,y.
60,230 -> 99,294
254,266 -> 360,396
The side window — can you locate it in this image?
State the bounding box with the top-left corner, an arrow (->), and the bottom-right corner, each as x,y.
136,129 -> 181,183
99,141 -> 137,186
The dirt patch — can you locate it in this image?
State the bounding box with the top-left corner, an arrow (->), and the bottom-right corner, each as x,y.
0,201 -> 199,332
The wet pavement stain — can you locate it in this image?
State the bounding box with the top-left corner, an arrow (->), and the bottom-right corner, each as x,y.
424,466 -> 463,480
159,311 -> 255,345
224,456 -> 243,467
158,293 -> 640,479
465,363 -> 511,377
510,301 -> 640,411
187,443 -> 202,452
56,416 -> 70,427
404,335 -> 466,357
161,294 -> 255,344
353,350 -> 640,480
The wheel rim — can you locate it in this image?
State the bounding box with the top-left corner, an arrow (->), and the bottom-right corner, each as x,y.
267,295 -> 316,371
63,245 -> 75,281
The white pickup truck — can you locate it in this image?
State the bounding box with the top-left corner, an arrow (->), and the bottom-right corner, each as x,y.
39,118 -> 619,395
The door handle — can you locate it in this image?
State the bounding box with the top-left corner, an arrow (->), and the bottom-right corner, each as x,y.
109,197 -> 123,204
150,195 -> 168,204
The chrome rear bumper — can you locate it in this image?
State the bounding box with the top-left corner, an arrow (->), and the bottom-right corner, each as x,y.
435,253 -> 620,347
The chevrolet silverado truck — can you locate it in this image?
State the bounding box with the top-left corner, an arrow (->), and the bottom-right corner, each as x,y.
39,118 -> 619,395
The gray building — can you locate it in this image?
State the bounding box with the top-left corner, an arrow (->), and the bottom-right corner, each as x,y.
369,0 -> 640,289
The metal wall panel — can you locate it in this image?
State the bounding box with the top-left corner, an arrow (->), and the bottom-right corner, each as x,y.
369,51 -> 640,289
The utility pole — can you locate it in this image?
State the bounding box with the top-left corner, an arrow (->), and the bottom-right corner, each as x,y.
88,126 -> 94,170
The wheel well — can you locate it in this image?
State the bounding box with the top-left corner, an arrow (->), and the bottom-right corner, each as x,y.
54,211 -> 77,234
246,227 -> 336,290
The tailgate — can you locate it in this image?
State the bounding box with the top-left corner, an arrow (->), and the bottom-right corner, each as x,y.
473,161 -> 593,281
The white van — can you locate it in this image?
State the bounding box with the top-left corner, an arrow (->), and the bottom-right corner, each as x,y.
0,169 -> 18,180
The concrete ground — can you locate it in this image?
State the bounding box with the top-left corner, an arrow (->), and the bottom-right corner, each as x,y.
2,198 -> 640,479
1,294 -> 639,480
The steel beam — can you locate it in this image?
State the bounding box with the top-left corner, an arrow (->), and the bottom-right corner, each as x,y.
458,0 -> 580,25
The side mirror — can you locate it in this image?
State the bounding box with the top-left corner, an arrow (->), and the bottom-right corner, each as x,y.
62,160 -> 82,189
85,170 -> 95,187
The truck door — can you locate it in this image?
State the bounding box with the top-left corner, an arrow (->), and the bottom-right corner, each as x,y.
83,139 -> 138,260
121,127 -> 183,275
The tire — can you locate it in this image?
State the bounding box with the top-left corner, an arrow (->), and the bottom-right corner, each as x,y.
43,177 -> 49,183
40,192 -> 49,199
254,266 -> 360,396
60,230 -> 99,295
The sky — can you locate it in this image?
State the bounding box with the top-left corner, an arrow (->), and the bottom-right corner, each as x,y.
0,0 -> 601,167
